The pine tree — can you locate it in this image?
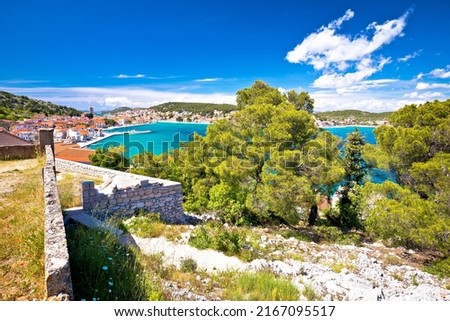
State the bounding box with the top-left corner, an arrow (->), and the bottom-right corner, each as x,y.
328,129 -> 367,228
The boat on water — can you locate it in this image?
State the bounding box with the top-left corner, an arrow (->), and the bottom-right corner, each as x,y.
129,129 -> 152,134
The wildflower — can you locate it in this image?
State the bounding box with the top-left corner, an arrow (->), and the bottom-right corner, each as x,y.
108,281 -> 114,286
92,298 -> 96,301
102,266 -> 108,271
108,289 -> 112,293
107,257 -> 113,261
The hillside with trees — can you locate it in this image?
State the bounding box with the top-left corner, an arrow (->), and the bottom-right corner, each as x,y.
102,106 -> 134,115
150,102 -> 237,116
0,91 -> 82,120
315,109 -> 391,123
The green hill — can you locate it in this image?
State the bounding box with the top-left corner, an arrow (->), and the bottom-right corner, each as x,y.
314,109 -> 391,123
0,91 -> 82,121
102,106 -> 134,115
150,102 -> 237,115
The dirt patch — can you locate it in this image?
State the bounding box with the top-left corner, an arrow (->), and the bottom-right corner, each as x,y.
0,159 -> 39,195
0,159 -> 37,173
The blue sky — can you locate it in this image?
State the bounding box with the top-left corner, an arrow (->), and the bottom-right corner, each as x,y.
0,0 -> 449,111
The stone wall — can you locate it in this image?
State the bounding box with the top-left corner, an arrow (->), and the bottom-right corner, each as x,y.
0,145 -> 37,160
43,146 -> 73,299
55,158 -> 185,223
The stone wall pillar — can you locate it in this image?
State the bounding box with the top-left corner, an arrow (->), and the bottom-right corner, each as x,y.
81,181 -> 94,210
39,128 -> 55,156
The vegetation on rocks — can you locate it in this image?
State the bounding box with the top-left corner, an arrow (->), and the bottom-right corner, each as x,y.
0,91 -> 81,121
224,271 -> 299,301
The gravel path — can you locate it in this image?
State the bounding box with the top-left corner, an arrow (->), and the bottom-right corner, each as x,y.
120,234 -> 245,272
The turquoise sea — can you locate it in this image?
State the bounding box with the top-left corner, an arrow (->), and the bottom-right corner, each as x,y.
88,121 -> 208,157
87,121 -> 394,183
89,122 -> 377,156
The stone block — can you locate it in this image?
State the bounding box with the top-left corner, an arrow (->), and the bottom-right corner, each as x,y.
81,181 -> 94,190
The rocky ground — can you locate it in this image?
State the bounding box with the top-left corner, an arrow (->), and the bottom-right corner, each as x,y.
122,227 -> 450,301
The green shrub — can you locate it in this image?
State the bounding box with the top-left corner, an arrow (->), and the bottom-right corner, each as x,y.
361,182 -> 450,253
224,271 -> 298,301
123,213 -> 165,238
314,226 -> 361,245
180,258 -> 198,273
424,257 -> 450,278
189,222 -> 260,262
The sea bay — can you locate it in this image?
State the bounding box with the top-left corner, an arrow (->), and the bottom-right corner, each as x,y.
88,122 -> 377,157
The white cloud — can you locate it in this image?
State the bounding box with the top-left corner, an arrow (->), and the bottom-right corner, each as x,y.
312,58 -> 392,92
403,91 -> 444,99
0,86 -> 236,110
311,89 -> 446,112
429,65 -> 450,79
416,82 -> 450,90
397,50 -> 421,62
0,79 -> 49,84
286,9 -> 410,93
115,74 -> 146,79
195,78 -> 223,82
286,9 -> 408,69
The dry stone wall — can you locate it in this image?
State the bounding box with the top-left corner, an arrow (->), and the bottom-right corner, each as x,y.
55,158 -> 185,223
43,146 -> 73,299
0,145 -> 36,160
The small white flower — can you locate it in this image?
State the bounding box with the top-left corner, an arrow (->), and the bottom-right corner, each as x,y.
102,266 -> 108,271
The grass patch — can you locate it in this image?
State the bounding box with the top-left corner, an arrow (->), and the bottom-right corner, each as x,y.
122,212 -> 189,240
385,255 -> 403,266
66,224 -> 165,301
302,284 -> 320,301
57,172 -> 103,209
424,256 -> 450,278
313,226 -> 361,246
391,272 -> 404,281
0,158 -> 45,300
326,261 -> 355,274
277,229 -> 312,242
189,222 -> 261,262
223,271 -> 299,301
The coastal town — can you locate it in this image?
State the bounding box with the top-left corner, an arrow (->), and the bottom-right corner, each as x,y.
0,104 -> 239,162
0,106 -> 232,146
1,104 -> 389,147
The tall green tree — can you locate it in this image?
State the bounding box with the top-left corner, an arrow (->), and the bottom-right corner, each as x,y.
284,90 -> 314,114
328,129 -> 367,228
89,145 -> 130,171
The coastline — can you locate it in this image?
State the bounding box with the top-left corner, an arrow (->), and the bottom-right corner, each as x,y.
320,125 -> 377,128
105,121 -> 155,131
156,120 -> 212,125
80,121 -> 210,149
